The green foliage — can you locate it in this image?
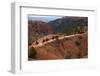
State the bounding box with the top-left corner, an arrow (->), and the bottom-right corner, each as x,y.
62,26 -> 78,35
61,25 -> 87,35
29,47 -> 37,59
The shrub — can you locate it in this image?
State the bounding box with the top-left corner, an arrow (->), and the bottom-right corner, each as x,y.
64,51 -> 72,59
77,51 -> 82,58
75,40 -> 81,46
29,47 -> 37,59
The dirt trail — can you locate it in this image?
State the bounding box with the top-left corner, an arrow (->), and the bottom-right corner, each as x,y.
31,33 -> 86,48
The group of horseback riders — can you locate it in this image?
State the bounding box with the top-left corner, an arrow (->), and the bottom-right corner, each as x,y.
34,35 -> 60,45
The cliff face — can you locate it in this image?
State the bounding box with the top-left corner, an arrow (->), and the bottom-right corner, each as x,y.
28,33 -> 88,60
28,21 -> 53,45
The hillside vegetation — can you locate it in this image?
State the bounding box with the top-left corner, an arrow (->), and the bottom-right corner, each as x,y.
28,16 -> 88,60
28,32 -> 88,60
